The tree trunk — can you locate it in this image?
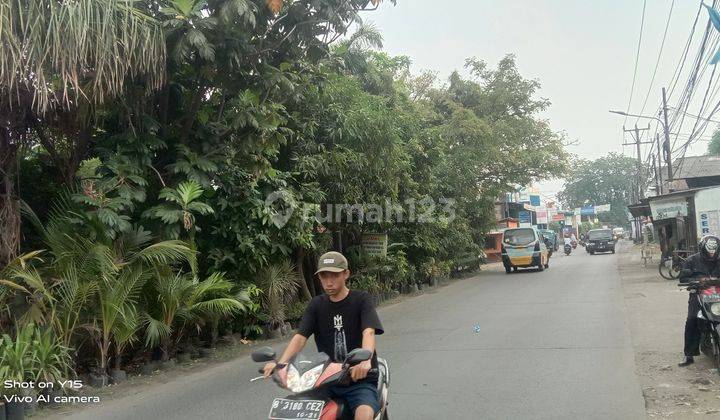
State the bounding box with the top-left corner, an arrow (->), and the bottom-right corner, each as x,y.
114,345 -> 122,370
0,127 -> 20,268
295,247 -> 312,300
160,336 -> 170,362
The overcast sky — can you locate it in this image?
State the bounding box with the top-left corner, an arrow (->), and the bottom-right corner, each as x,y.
368,0 -> 716,200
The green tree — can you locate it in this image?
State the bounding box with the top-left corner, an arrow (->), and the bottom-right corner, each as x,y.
558,153 -> 637,227
708,128 -> 720,155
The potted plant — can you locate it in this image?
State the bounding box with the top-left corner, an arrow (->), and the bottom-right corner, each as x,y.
0,323 -> 37,420
30,327 -> 73,404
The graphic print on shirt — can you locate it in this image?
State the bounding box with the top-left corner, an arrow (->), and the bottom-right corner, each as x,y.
333,314 -> 347,361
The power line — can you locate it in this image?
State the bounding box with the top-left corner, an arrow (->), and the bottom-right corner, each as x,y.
667,9 -> 716,157
667,2 -> 705,100
669,106 -> 720,124
624,0 -> 648,126
637,0 -> 675,122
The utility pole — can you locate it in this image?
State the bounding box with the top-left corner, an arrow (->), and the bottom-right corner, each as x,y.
656,133 -> 664,194
662,87 -> 673,183
623,124 -> 653,200
652,154 -> 660,196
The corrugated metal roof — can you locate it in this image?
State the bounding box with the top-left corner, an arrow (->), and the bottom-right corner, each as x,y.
669,155 -> 720,179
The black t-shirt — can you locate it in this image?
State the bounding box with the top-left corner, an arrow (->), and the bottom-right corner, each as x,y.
297,289 -> 384,382
681,253 -> 720,281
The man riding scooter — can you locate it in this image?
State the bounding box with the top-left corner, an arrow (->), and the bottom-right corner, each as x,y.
262,251 -> 385,420
678,235 -> 720,367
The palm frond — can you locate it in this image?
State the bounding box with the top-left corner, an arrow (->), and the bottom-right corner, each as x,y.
142,313 -> 172,349
131,240 -> 194,267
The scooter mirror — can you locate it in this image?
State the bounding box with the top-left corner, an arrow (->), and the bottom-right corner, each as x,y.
345,348 -> 372,364
251,346 -> 276,362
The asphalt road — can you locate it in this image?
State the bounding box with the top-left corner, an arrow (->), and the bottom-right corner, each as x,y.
49,242 -> 647,420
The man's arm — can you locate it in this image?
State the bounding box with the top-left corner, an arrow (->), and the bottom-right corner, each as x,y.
263,334 -> 308,378
349,328 -> 375,381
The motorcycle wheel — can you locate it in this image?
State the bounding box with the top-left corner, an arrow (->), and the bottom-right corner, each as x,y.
701,332 -> 714,357
715,336 -> 720,375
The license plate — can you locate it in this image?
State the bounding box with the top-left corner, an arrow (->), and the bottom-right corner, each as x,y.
269,398 -> 325,420
703,294 -> 720,303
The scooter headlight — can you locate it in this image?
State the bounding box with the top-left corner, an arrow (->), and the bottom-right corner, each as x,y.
711,303 -> 720,317
286,364 -> 324,393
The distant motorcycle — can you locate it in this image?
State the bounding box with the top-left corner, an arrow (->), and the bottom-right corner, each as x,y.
564,244 -> 572,255
679,275 -> 720,373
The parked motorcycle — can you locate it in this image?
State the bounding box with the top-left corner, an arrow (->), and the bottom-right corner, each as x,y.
250,347 -> 390,420
564,244 -> 572,256
679,275 -> 720,373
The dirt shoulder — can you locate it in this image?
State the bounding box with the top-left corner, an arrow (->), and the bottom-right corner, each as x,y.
618,241 -> 720,418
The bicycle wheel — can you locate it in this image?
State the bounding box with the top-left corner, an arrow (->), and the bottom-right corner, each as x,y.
658,259 -> 675,280
668,262 -> 682,279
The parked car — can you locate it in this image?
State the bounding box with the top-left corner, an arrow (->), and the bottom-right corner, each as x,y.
501,227 -> 550,273
586,229 -> 616,255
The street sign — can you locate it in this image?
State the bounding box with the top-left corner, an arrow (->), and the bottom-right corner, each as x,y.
581,205 -> 595,216
650,198 -> 688,220
518,210 -> 532,224
595,204 -> 611,213
362,233 -> 388,256
536,208 -> 548,224
694,187 -> 720,239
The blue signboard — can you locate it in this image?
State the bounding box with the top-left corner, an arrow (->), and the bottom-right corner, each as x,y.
518,211 -> 532,224
530,195 -> 541,207
581,205 -> 595,216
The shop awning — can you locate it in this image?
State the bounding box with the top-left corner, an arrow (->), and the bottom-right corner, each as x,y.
627,203 -> 650,218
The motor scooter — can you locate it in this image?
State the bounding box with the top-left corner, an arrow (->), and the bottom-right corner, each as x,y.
679,274 -> 720,373
251,347 -> 390,419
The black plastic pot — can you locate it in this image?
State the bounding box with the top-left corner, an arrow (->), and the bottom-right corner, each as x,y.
177,352 -> 192,363
41,388 -> 62,407
21,390 -> 36,415
159,359 -> 176,371
409,283 -> 419,294
268,327 -> 282,339
110,369 -> 127,384
199,348 -> 215,358
142,362 -> 159,376
5,401 -> 23,420
89,373 -> 109,388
